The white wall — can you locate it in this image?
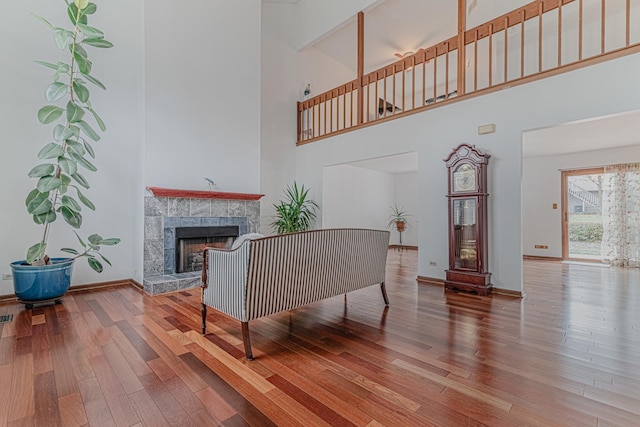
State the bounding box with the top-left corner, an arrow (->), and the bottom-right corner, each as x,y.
323,165 -> 395,231
522,145 -> 640,258
393,172 -> 419,246
295,0 -> 383,50
0,0 -> 144,294
261,3 -> 356,234
293,52 -> 640,293
144,0 -> 261,194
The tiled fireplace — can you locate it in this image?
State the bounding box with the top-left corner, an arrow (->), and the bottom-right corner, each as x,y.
143,187 -> 262,294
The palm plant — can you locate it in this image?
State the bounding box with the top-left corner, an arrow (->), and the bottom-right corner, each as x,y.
271,182 -> 319,234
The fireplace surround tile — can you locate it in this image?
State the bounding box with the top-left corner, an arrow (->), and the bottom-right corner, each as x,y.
143,194 -> 260,295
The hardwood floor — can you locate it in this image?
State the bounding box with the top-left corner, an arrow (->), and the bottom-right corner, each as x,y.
1,250 -> 640,426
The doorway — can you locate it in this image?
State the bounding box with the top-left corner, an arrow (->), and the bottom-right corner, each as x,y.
561,168 -> 605,262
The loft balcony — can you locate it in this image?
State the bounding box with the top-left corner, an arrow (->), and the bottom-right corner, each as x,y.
296,0 -> 640,145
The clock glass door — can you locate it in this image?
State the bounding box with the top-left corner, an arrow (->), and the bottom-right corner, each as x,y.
453,198 -> 477,269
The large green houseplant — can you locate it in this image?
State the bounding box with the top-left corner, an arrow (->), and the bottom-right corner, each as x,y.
11,0 -> 119,303
271,182 -> 319,234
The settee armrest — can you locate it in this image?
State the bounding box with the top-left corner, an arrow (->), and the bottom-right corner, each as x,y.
201,243 -> 251,322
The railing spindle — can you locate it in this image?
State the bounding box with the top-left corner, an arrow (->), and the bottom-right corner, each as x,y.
392,65 -> 397,114
312,103 -> 315,138
626,0 -> 631,47
433,49 -> 437,103
579,0 -> 583,60
445,42 -> 450,97
538,1 -> 543,72
402,61 -> 406,111
412,56 -> 416,109
521,10 -> 525,77
422,52 -> 426,106
558,0 -> 562,67
324,97 -> 327,136
504,17 -> 509,83
601,0 -> 605,54
474,30 -> 479,91
366,79 -> 370,123
343,91 -> 346,129
383,69 -> 387,118
489,24 -> 493,86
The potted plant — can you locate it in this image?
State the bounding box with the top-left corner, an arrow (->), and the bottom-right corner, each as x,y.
10,0 -> 119,305
271,182 -> 319,234
387,204 -> 411,232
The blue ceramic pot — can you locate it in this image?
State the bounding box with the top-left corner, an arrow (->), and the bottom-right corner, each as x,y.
10,258 -> 75,302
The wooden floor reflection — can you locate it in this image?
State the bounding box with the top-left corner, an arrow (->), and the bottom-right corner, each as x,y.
1,249 -> 639,426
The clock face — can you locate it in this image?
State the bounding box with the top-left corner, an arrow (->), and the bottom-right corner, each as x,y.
453,164 -> 476,192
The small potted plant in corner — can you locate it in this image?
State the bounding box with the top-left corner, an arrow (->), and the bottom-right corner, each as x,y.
10,0 -> 120,307
387,204 -> 411,233
271,182 -> 319,234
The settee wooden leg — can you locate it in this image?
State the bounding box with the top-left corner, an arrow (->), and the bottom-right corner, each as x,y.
201,304 -> 207,335
241,322 -> 254,360
380,282 -> 390,306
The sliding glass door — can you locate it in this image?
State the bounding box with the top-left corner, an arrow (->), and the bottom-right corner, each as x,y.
562,168 -> 605,261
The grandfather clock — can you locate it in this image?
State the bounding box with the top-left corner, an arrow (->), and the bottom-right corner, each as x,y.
444,143 -> 492,295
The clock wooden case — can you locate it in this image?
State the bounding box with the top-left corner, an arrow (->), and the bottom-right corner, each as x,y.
444,143 -> 492,295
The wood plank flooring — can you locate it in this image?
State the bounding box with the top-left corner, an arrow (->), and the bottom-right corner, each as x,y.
1,250 -> 640,426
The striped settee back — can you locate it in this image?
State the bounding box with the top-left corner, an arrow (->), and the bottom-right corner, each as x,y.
202,228 -> 390,322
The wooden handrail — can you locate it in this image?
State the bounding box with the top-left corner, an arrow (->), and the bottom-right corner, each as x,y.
297,0 -> 639,145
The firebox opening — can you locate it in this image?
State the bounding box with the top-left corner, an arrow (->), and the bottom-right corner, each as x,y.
175,226 -> 239,273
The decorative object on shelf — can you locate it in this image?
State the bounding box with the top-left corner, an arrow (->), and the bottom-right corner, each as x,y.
387,204 -> 411,249
443,143 -> 492,295
271,182 -> 318,234
11,0 -> 120,306
204,177 -> 216,190
303,83 -> 311,98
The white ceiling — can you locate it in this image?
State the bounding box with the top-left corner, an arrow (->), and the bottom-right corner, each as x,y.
523,110 -> 640,158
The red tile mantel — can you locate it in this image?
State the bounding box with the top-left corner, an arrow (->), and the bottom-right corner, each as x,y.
146,187 -> 264,201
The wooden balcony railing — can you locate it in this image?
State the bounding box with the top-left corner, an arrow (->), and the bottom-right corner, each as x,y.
297,0 -> 640,145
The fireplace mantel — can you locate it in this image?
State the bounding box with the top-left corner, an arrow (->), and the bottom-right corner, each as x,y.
146,187 -> 264,201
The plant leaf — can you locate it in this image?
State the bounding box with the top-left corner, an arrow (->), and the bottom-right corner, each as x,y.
99,238 -> 120,245
37,176 -> 62,192
26,192 -> 52,215
74,51 -> 92,74
58,156 -> 78,175
67,101 -> 85,123
77,120 -> 100,141
26,242 -> 47,264
77,23 -> 103,38
66,139 -> 86,156
60,205 -> 82,228
69,152 -> 97,172
45,82 -> 68,102
86,107 -> 106,131
53,124 -> 75,142
53,28 -> 73,50
84,3 -> 97,14
82,73 -> 105,90
73,81 -> 90,103
32,13 -> 54,29
71,172 -> 90,189
87,257 -> 103,273
76,188 -> 95,210
35,60 -> 58,70
61,248 -> 80,255
38,143 -> 64,159
28,164 -> 55,178
74,231 -> 87,248
82,38 -> 113,48
75,0 -> 89,10
88,234 -> 102,245
61,195 -> 82,212
83,140 -> 95,158
38,105 -> 64,124
98,253 -> 112,266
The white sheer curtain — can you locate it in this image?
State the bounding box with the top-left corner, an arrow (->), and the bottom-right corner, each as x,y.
602,163 -> 640,267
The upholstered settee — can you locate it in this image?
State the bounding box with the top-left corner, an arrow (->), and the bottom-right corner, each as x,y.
200,228 -> 390,360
